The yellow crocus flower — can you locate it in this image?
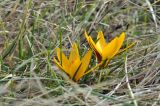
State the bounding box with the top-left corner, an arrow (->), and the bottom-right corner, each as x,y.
85,31 -> 134,67
54,43 -> 92,81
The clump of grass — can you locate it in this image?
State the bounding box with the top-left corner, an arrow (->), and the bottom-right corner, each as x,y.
0,0 -> 160,106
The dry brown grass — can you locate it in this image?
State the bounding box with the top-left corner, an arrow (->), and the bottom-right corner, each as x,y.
0,0 -> 160,106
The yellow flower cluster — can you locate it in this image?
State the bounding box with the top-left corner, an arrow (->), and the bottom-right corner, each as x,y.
54,31 -> 135,81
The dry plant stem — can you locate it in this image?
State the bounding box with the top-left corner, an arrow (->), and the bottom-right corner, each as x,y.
138,51 -> 160,86
60,85 -> 90,106
107,77 -> 125,96
152,88 -> 160,106
145,0 -> 158,28
0,0 -> 159,105
125,57 -> 138,106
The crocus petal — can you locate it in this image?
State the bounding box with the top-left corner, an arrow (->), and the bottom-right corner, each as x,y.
96,31 -> 107,52
85,31 -> 102,62
69,43 -> 80,63
102,37 -> 118,60
89,36 -> 102,54
111,32 -> 125,58
74,50 -> 92,81
68,43 -> 81,78
85,31 -> 101,54
69,59 -> 81,79
53,58 -> 68,75
88,37 -> 102,61
56,48 -> 70,74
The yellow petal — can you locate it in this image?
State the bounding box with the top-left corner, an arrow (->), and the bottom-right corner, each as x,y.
85,31 -> 102,62
53,58 -> 67,74
85,31 -> 100,53
56,48 -> 70,75
88,37 -> 100,53
111,32 -> 125,58
74,50 -> 92,81
69,43 -> 80,64
102,32 -> 125,60
102,37 -> 118,60
88,37 -> 102,61
69,59 -> 81,79
56,48 -> 61,62
96,31 -> 107,53
67,43 -> 81,78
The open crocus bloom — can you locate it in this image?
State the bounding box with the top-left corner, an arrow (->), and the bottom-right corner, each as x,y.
85,31 -> 134,66
54,43 -> 92,81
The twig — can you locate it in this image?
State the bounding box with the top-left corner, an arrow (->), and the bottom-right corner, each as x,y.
125,57 -> 138,106
145,0 -> 158,28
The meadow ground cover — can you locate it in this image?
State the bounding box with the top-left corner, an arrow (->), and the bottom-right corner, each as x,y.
0,0 -> 160,106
